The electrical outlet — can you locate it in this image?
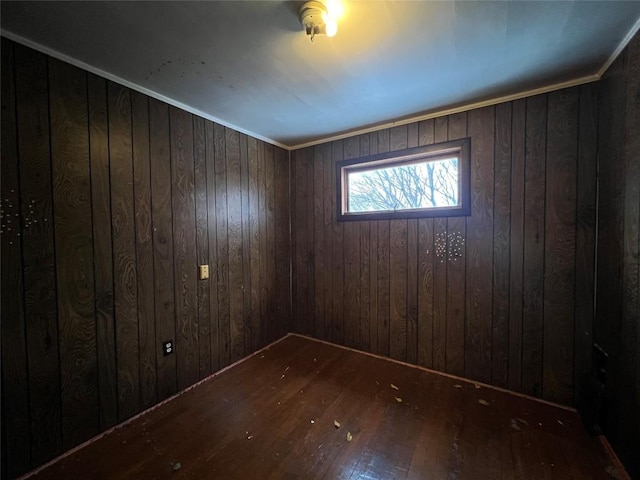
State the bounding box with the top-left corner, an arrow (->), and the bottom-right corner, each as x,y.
163,340 -> 174,356
199,264 -> 209,280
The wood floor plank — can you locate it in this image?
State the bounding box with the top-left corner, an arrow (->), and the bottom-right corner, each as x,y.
27,335 -> 616,480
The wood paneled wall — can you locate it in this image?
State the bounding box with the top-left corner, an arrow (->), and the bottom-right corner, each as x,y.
291,85 -> 598,407
595,31 -> 640,479
1,38 -> 291,478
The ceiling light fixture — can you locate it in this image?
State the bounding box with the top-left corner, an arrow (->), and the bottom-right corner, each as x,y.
299,0 -> 338,42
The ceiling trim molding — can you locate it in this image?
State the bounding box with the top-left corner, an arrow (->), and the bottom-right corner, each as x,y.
288,74 -> 600,150
597,15 -> 640,77
0,29 -> 290,151
4,11 -> 640,152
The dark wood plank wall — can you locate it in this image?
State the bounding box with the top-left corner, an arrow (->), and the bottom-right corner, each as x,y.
0,38 -> 291,479
291,85 -> 598,407
595,31 -> 640,480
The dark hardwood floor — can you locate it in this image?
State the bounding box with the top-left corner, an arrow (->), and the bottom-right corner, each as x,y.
24,335 -> 620,479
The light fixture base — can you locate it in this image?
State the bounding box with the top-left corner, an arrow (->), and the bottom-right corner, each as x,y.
299,0 -> 336,41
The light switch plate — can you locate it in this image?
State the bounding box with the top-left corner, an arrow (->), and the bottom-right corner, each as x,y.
199,264 -> 209,280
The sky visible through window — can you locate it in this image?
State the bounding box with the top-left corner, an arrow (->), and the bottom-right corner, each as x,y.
348,157 -> 459,213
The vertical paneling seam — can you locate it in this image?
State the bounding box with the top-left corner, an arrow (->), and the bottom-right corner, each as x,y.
130,90 -> 142,410
84,69 -> 101,432
464,113 -> 469,375
520,100 -> 528,390
506,104 -> 514,386
147,98 -> 159,392
541,95 -> 549,393
167,108 -> 179,386
288,150 -> 293,329
572,90 -> 582,398
16,45 -> 34,465
45,54 -> 63,452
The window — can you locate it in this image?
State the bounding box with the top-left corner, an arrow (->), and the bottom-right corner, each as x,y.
337,138 -> 471,221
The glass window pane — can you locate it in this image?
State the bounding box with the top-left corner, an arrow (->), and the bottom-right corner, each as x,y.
347,157 -> 459,213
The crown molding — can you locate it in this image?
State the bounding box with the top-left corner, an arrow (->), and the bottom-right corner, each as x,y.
288,74 -> 600,150
597,15 -> 640,77
0,30 -> 290,151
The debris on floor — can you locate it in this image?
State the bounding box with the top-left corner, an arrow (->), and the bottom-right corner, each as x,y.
390,384 -> 399,390
454,384 -> 462,389
510,419 -> 521,431
346,432 -> 353,442
474,384 -> 481,389
478,399 -> 490,406
171,461 -> 182,472
394,397 -> 403,403
515,418 -> 529,426
334,420 -> 341,428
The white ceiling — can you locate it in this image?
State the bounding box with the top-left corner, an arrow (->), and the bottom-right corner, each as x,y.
2,1 -> 640,149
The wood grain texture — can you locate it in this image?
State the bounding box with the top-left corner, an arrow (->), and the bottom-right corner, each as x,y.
258,141 -> 269,347
3,39 -> 293,477
543,89 -> 578,405
313,146 -> 326,340
49,58 -> 99,447
417,120 -> 435,369
275,146 -> 292,339
29,336 -> 617,480
432,118 -> 448,371
15,44 -> 62,466
247,137 -> 260,352
264,143 -> 277,343
446,112 -> 467,376
289,88 -> 598,411
509,99 -> 526,392
492,102 -> 512,388
574,85 -> 597,400
1,38 -> 31,479
595,31 -> 640,479
214,123 -> 231,366
132,91 -> 157,409
193,116 -> 211,379
522,95 -> 547,397
170,107 -> 199,387
205,120 -> 220,370
88,73 -> 118,430
149,98 -> 177,401
618,37 -> 640,479
225,127 -> 244,362
344,136 -> 361,348
359,134 -> 372,353
323,143 -> 334,342
376,131 -> 391,356
465,106 -> 495,384
240,134 -> 253,353
294,149 -> 310,334
389,127 -> 408,360
108,81 -> 141,420
331,140 -> 346,345
367,134 -> 379,354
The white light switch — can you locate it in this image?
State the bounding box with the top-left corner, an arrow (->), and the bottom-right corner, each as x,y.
199,264 -> 209,280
